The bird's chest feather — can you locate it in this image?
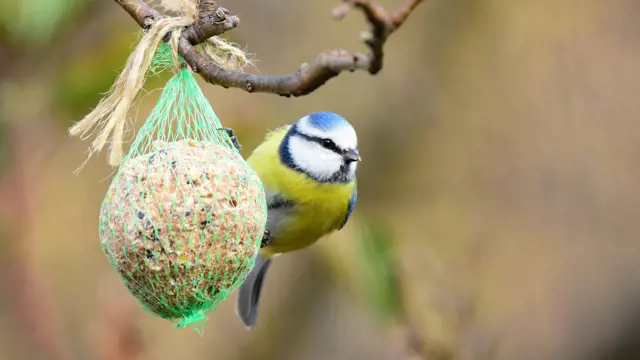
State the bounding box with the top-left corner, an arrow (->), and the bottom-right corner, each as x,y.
263,182 -> 352,255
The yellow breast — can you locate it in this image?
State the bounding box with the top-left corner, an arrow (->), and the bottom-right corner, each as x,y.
247,127 -> 355,256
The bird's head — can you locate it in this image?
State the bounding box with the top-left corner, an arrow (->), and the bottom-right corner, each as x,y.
279,111 -> 360,183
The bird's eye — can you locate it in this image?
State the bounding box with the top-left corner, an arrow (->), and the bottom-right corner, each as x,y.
322,139 -> 335,148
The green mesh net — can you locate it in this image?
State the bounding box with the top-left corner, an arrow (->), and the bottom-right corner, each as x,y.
99,45 -> 268,331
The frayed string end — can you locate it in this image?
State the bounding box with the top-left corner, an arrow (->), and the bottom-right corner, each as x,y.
68,17 -> 191,171
68,0 -> 256,172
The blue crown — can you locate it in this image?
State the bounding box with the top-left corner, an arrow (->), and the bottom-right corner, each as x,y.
306,111 -> 351,131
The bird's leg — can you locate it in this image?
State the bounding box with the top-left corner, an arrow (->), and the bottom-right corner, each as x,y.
218,127 -> 242,152
260,230 -> 271,248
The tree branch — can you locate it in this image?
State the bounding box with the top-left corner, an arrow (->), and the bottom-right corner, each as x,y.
114,0 -> 424,97
185,5 -> 240,45
115,0 -> 158,29
197,0 -> 218,17
114,0 -> 239,43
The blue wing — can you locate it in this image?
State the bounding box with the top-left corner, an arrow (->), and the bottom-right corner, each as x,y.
339,183 -> 357,230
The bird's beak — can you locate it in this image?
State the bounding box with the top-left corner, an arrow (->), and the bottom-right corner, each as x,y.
344,149 -> 361,162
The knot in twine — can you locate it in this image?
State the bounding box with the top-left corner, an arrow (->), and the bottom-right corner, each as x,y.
68,0 -> 254,172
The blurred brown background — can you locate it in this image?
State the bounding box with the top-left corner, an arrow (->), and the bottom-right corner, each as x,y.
2,0 -> 640,359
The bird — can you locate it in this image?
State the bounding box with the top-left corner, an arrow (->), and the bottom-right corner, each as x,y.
232,111 -> 361,329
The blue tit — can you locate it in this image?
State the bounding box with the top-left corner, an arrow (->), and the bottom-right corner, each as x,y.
235,111 -> 361,329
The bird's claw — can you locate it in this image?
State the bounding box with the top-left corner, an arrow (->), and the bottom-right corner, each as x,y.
218,127 -> 242,152
260,230 -> 271,248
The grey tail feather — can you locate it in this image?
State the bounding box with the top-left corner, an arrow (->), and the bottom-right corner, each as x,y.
236,254 -> 272,329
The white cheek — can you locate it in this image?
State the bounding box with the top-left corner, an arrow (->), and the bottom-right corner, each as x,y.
289,136 -> 342,181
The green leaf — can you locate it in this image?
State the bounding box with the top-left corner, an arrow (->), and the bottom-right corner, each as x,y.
357,218 -> 403,323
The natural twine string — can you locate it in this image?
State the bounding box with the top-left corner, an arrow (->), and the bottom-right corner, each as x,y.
159,0 -> 255,71
68,0 -> 253,172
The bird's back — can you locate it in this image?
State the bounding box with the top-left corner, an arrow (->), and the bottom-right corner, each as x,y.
247,127 -> 355,256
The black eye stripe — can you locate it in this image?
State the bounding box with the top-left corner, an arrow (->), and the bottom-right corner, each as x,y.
296,133 -> 344,154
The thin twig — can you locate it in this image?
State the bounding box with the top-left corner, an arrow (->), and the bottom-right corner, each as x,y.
114,0 -> 424,96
